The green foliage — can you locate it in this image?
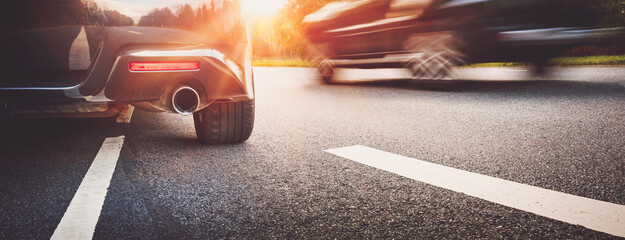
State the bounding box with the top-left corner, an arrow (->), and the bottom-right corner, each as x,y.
270,0 -> 336,58
2,0 -> 134,29
177,4 -> 196,29
138,8 -> 177,27
550,55 -> 625,66
464,55 -> 625,68
136,2 -> 246,43
83,0 -> 135,26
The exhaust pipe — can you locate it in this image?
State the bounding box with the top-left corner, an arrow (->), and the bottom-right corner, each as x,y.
172,86 -> 200,115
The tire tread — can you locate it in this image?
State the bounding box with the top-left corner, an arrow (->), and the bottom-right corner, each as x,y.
193,100 -> 254,144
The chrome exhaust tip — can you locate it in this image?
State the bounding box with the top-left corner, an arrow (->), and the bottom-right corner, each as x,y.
172,86 -> 200,115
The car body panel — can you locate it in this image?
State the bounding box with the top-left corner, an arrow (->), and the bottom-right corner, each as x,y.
304,0 -> 620,66
0,0 -> 253,118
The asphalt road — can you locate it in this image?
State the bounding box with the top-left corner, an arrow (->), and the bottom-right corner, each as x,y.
1,67 -> 624,239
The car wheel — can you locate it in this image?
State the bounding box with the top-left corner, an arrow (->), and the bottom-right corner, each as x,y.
531,57 -> 551,77
316,58 -> 336,84
310,43 -> 336,84
193,100 -> 254,144
404,32 -> 466,80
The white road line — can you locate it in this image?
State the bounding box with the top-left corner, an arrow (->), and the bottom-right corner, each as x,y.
51,136 -> 125,240
126,31 -> 142,35
116,105 -> 135,124
325,145 -> 625,238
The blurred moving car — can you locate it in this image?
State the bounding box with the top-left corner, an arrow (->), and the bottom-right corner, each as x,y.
0,0 -> 254,144
303,0 -> 621,83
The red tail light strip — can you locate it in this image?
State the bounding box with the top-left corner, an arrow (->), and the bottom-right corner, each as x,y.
129,62 -> 200,72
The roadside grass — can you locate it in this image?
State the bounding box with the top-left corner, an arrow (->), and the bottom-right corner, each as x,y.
252,55 -> 625,68
465,62 -> 530,68
549,55 -> 625,66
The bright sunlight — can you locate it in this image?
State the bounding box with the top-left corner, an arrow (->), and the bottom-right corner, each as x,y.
241,0 -> 287,14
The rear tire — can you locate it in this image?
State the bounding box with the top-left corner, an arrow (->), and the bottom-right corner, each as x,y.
309,43 -> 336,84
531,57 -> 550,77
193,100 -> 255,144
404,32 -> 466,80
317,58 -> 336,84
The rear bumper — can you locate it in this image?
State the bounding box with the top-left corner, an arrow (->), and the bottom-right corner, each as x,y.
0,45 -> 254,117
101,47 -> 253,111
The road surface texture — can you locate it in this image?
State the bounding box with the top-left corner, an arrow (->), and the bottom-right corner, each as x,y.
1,67 -> 624,239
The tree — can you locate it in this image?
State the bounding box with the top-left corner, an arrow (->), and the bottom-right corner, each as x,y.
101,10 -> 134,26
177,4 -> 195,30
138,7 -> 177,27
269,0 -> 336,58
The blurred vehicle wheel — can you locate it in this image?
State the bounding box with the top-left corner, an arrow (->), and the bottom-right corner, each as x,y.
316,58 -> 336,84
404,32 -> 466,80
193,100 -> 255,144
531,57 -> 550,77
310,43 -> 336,84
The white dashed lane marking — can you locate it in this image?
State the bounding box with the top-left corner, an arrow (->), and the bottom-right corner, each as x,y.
51,136 -> 125,240
325,145 -> 625,238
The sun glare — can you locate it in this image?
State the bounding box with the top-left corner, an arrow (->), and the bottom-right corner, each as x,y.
241,0 -> 287,14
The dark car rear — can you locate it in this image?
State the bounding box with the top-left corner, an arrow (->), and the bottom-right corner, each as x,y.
0,0 -> 255,144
